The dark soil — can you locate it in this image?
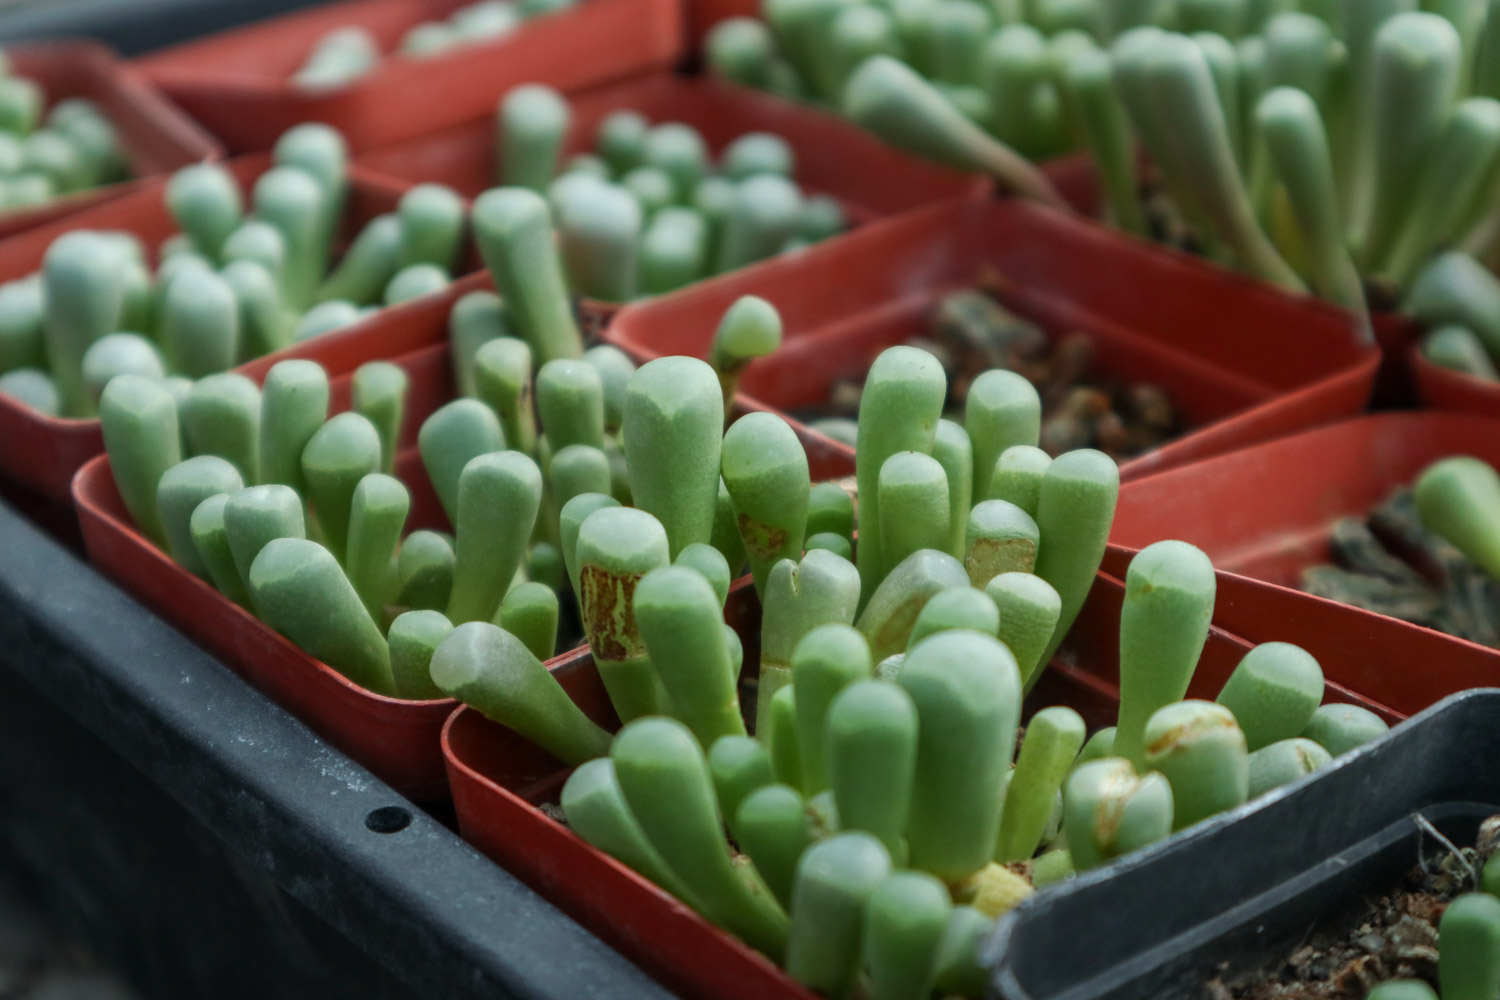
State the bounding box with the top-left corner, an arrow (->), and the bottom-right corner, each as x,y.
1302,488 -> 1500,651
1209,819 -> 1497,998
796,284 -> 1180,464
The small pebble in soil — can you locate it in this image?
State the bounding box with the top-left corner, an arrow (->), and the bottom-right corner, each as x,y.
1211,816 -> 1495,998
801,286 -> 1180,464
1301,488 -> 1500,650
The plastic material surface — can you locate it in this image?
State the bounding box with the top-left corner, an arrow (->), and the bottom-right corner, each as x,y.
136,0 -> 685,153
1107,412 -> 1500,717
0,497 -> 673,1000
607,197 -> 1377,482
443,572 -> 1395,1000
989,689 -> 1500,1000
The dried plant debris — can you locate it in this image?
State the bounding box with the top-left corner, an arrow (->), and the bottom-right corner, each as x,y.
1213,816 -> 1498,999
1302,488 -> 1500,649
804,288 -> 1180,463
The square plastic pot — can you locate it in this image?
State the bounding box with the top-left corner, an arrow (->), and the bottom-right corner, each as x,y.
605,195 -> 1379,483
133,0 -> 685,153
72,295 -> 854,797
1410,337 -> 1500,417
987,688 -> 1500,1000
75,438 -> 465,801
0,153 -> 475,503
1105,412 -> 1500,719
441,568 -> 1396,1000
0,41 -> 222,241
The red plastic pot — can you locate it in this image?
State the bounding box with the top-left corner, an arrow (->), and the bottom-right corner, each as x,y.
1105,412 -> 1500,719
0,154 -> 478,503
72,298 -> 853,795
74,439 -> 464,800
606,195 -> 1379,482
134,0 -> 685,154
1410,340 -> 1500,417
355,72 -> 984,220
0,41 -> 222,241
442,568 -> 1396,1000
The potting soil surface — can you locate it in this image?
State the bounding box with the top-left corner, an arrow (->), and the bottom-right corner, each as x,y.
1207,819 -> 1494,998
794,286 -> 1179,462
1302,487 -> 1500,651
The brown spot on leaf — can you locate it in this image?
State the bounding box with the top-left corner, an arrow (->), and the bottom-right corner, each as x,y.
737,512 -> 788,562
580,564 -> 646,662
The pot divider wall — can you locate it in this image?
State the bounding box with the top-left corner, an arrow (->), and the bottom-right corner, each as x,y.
0,41 -> 222,241
987,689 -> 1500,1000
605,196 -> 1378,482
134,0 -> 685,153
1107,412 -> 1500,717
442,567 -> 1398,1000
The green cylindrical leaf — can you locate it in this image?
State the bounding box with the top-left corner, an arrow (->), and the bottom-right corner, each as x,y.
158,456 -> 244,577
1215,641 -> 1325,751
735,783 -> 813,911
577,505 -> 672,721
249,537 -> 395,693
99,374 -> 181,545
447,450 -> 543,624
612,717 -> 790,959
827,678 -> 916,860
432,621 -> 611,761
497,84 -> 570,192
623,355 -> 723,558
301,411 -> 382,565
898,630 -> 1020,879
1246,736 -> 1331,797
996,705 -> 1085,863
472,187 -> 584,363
785,832 -> 893,996
1114,539 -> 1217,768
1143,699 -> 1249,830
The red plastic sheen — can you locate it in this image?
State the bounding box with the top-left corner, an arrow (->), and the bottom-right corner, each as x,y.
1106,412 -> 1500,718
442,568 -> 1397,1000
0,154 -> 483,503
605,196 -> 1379,482
133,0 -> 685,153
0,42 -> 222,241
1411,341 -> 1500,417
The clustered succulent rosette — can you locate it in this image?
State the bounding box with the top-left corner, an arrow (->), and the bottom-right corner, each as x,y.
709,1 -> 1500,347
401,325 -> 1388,997
294,0 -> 577,91
0,54 -> 130,214
492,83 -> 847,303
0,122 -> 469,419
89,175 -> 795,699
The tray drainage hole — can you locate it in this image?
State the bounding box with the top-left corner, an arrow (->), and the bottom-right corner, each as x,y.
365,806 -> 412,834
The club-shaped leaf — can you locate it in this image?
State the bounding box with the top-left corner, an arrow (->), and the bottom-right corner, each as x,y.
250,537 -> 395,694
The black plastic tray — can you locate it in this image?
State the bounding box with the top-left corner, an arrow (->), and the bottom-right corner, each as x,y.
0,497 -> 675,1000
987,689 -> 1500,1000
0,0 -> 328,55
